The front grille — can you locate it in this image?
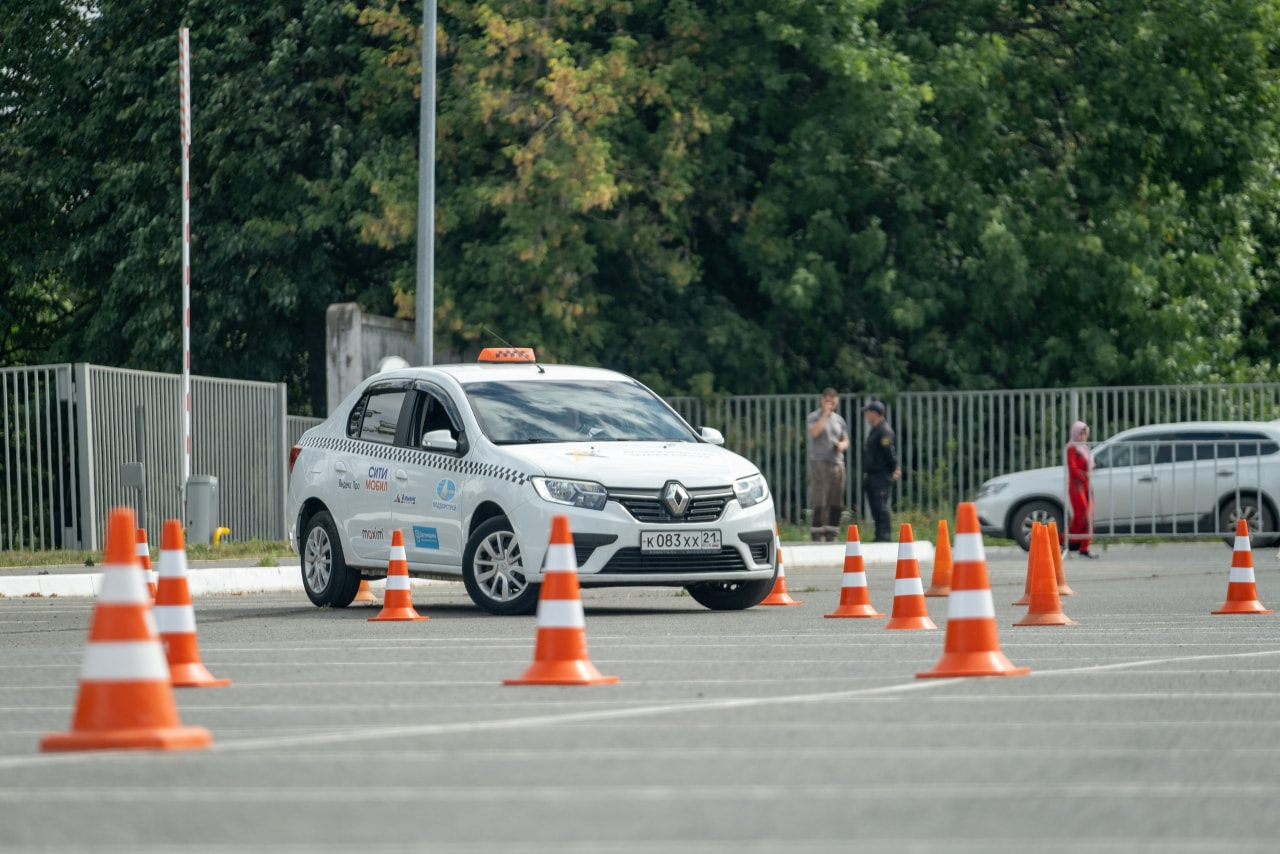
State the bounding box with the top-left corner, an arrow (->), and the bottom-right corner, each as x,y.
598,547 -> 749,574
748,541 -> 770,564
611,488 -> 733,524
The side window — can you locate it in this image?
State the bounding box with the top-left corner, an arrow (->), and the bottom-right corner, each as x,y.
1108,445 -> 1131,468
408,385 -> 468,454
1219,432 -> 1268,459
348,389 -> 408,445
1169,432 -> 1221,462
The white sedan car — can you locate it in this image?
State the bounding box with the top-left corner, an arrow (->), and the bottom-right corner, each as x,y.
286,350 -> 777,614
975,421 -> 1280,550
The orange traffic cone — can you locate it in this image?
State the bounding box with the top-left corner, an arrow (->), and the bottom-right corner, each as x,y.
885,524 -> 936,630
505,516 -> 618,685
759,525 -> 801,606
137,527 -> 156,600
155,520 -> 232,687
1012,522 -> 1039,606
1014,523 -> 1076,626
1212,520 -> 1274,615
919,503 -> 1030,678
925,519 -> 953,597
369,530 -> 427,622
353,579 -> 378,604
1047,520 -> 1074,595
825,526 -> 885,618
41,507 -> 212,752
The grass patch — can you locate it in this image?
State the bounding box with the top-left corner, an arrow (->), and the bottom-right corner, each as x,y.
0,538 -> 293,569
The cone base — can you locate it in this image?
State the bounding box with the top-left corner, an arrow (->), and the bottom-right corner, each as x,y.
1012,594 -> 1030,606
170,662 -> 232,688
924,586 -> 950,597
1058,585 -> 1076,596
369,608 -> 428,622
1014,611 -> 1078,627
825,606 -> 886,619
353,593 -> 378,604
884,616 -> 937,631
1212,600 -> 1274,615
917,651 -> 1031,679
758,595 -> 802,606
40,724 -> 212,753
504,659 -> 618,686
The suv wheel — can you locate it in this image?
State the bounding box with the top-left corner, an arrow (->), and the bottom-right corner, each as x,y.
463,516 -> 540,615
301,510 -> 361,607
1010,500 -> 1064,552
685,578 -> 775,611
1219,496 -> 1278,548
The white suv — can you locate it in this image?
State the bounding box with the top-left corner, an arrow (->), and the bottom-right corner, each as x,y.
975,421 -> 1280,550
286,350 -> 777,614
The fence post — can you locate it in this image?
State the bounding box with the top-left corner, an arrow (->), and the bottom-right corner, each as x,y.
276,382 -> 289,540
72,363 -> 98,552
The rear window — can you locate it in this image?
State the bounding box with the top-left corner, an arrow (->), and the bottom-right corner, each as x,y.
347,389 -> 408,445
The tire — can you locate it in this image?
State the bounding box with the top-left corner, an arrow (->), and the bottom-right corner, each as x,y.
300,510 -> 361,607
463,516 -> 539,615
1009,500 -> 1064,552
1218,496 -> 1279,548
684,577 -> 775,611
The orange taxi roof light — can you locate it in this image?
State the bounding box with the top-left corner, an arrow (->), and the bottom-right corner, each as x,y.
478,347 -> 536,364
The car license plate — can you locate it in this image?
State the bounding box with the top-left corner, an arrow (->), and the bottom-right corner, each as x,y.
640,530 -> 722,553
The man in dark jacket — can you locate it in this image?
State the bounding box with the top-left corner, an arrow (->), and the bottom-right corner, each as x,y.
861,401 -> 899,542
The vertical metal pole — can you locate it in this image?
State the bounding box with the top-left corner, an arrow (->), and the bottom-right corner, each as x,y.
179,29 -> 192,504
134,404 -> 146,538
415,1 -> 438,366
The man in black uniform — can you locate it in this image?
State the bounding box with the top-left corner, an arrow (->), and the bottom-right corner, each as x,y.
861,401 -> 899,543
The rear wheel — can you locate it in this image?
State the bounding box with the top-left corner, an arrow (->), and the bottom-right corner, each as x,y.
463,516 -> 540,615
300,510 -> 361,607
685,578 -> 775,611
1009,500 -> 1064,552
1219,496 -> 1278,548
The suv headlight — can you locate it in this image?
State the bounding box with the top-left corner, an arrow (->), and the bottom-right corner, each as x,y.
532,477 -> 608,511
976,482 -> 1008,499
734,473 -> 769,508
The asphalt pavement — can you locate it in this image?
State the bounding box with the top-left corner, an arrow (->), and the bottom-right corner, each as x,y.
1,541 -> 1278,852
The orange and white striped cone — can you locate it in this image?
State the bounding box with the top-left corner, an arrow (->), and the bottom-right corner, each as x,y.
41,507 -> 212,752
369,530 -> 427,622
504,516 -> 618,685
918,503 -> 1030,678
1012,522 -> 1039,606
1013,523 -> 1076,627
924,519 -> 953,597
825,525 -> 885,619
1213,520 -> 1274,615
884,524 -> 937,630
1047,520 -> 1074,595
155,520 -> 232,687
759,526 -> 801,606
353,579 -> 378,604
137,527 -> 156,600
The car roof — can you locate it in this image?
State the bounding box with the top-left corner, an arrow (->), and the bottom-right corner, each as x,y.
365,362 -> 638,387
1113,421 -> 1280,437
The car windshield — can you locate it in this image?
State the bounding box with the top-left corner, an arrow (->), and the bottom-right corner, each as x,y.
464,380 -> 699,444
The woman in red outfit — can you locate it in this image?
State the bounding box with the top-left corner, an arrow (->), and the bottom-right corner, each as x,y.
1066,421 -> 1098,558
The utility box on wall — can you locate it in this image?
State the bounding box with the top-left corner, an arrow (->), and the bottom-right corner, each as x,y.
186,474 -> 219,546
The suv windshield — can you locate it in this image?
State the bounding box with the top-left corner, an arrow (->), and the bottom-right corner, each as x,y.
464,380 -> 698,444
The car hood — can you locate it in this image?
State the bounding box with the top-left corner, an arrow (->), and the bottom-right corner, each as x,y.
497,441 -> 760,488
983,465 -> 1065,491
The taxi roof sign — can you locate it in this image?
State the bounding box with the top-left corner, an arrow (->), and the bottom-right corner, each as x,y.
478,347 -> 536,364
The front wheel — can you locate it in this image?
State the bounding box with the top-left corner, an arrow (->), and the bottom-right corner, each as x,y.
684,578 -> 775,611
1219,496 -> 1278,548
1009,500 -> 1064,552
463,516 -> 540,615
300,510 -> 361,607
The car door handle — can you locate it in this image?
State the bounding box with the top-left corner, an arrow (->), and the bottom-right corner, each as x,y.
334,462 -> 347,473
1218,471 -> 1235,477
1137,476 -> 1156,483
395,469 -> 409,481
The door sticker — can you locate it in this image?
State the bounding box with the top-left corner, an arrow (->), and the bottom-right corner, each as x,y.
413,526 -> 440,550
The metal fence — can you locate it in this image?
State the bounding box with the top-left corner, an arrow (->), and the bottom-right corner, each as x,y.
0,366 -> 77,551
287,416 -> 324,448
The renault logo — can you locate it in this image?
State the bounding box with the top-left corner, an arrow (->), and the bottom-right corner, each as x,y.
662,481 -> 691,517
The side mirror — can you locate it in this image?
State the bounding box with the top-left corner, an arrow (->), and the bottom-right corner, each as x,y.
422,429 -> 458,452
699,426 -> 725,446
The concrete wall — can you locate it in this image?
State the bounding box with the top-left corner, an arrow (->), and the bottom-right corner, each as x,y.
325,303 -> 416,415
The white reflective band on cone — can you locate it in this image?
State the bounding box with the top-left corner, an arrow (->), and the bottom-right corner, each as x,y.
544,544 -> 577,572
841,572 -> 868,589
1229,568 -> 1257,584
954,533 -> 985,563
1234,536 -> 1252,553
80,641 -> 171,681
947,589 -> 996,619
153,605 -> 196,634
136,543 -> 148,556
894,578 -> 924,597
536,599 -> 586,629
157,550 -> 186,578
390,545 -> 407,562
385,574 -> 411,591
844,541 -> 862,557
97,566 -> 152,604
897,541 -> 916,561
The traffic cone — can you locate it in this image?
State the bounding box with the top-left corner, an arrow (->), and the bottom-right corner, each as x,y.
759,525 -> 801,606
369,530 -> 427,622
41,507 -> 212,752
504,516 -> 618,685
884,524 -> 937,630
1014,523 -> 1077,626
1212,520 -> 1274,615
918,502 -> 1030,678
137,527 -> 156,600
155,520 -> 232,687
1012,522 -> 1039,606
924,519 -> 953,597
353,579 -> 378,604
1045,520 -> 1075,595
825,526 -> 885,618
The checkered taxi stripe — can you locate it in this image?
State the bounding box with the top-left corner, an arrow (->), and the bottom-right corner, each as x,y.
303,436 -> 530,485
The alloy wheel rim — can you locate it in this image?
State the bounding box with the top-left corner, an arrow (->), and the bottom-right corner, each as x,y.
304,527 -> 333,592
474,531 -> 525,602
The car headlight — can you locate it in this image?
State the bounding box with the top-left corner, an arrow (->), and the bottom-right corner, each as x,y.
532,477 -> 608,511
976,482 -> 1008,499
734,473 -> 769,508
